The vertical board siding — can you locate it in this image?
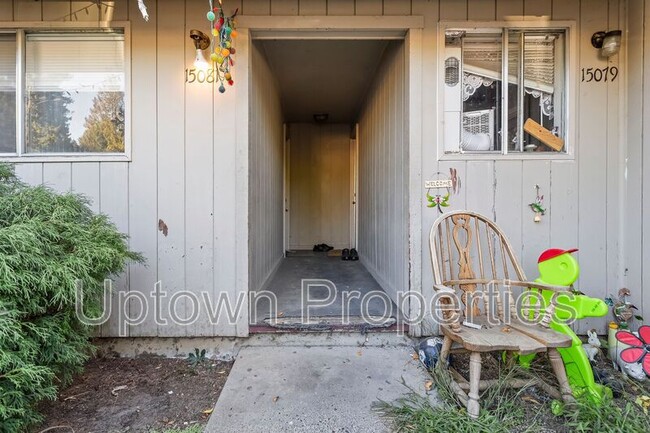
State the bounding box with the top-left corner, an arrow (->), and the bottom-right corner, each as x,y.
354,0 -> 382,15
249,41 -> 284,292
71,162 -> 100,213
13,0 -> 42,20
125,0 -> 158,337
155,0 -> 186,338
299,0 -> 327,15
185,0 -> 214,336
576,0 -> 610,333
0,0 -> 13,20
626,0 -> 644,321
358,40 -> 408,303
3,0 -> 636,336
271,0 -> 299,15
98,162 -> 129,337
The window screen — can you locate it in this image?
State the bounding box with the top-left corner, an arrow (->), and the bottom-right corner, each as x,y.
24,31 -> 125,153
0,34 -> 16,153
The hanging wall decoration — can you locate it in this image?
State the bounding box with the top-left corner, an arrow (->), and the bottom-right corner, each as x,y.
138,0 -> 150,21
206,0 -> 238,93
529,184 -> 546,222
425,169 -> 460,213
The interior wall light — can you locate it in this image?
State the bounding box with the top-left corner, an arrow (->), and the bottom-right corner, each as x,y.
190,29 -> 211,70
591,30 -> 622,57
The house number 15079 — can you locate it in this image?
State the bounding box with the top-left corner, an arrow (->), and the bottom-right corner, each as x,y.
581,66 -> 618,83
185,68 -> 216,84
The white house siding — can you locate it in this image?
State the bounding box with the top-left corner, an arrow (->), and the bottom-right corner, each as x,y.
626,0 -> 649,330
249,40 -> 284,292
0,0 -> 636,337
357,40 -> 409,310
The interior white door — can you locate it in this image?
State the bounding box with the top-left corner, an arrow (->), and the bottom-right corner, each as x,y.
288,123 -> 351,250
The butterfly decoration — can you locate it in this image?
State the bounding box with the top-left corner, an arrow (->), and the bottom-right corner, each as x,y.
427,191 -> 450,213
615,325 -> 650,377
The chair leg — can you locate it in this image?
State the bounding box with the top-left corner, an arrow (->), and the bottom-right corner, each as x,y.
440,335 -> 452,364
548,348 -> 575,403
467,352 -> 482,419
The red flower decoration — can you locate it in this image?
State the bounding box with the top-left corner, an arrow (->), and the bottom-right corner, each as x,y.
615,325 -> 650,377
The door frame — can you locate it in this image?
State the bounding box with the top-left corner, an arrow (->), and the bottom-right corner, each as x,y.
350,124 -> 359,249
283,124 -> 290,255
236,15 -> 424,336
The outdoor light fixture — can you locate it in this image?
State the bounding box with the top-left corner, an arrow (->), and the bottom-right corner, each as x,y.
313,113 -> 329,122
591,30 -> 622,57
190,29 -> 211,70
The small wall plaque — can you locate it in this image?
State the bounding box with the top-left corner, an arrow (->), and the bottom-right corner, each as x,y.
425,180 -> 453,189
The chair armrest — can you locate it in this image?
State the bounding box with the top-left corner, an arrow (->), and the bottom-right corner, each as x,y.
433,284 -> 456,294
432,284 -> 462,332
506,280 -> 571,293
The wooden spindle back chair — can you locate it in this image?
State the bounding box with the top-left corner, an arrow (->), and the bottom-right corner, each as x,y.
429,211 -> 574,418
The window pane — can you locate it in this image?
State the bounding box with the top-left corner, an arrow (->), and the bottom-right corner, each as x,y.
25,32 -> 125,153
0,34 -> 16,153
507,31 -> 522,152
461,32 -> 502,152
522,32 -> 565,152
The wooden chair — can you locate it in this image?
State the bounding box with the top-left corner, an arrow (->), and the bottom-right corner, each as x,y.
429,210 -> 574,419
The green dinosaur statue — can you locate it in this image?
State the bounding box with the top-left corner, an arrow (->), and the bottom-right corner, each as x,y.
519,248 -> 611,402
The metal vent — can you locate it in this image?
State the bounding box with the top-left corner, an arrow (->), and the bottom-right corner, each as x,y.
445,57 -> 459,87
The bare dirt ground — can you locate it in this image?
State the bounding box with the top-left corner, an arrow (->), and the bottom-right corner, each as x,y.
32,356 -> 233,433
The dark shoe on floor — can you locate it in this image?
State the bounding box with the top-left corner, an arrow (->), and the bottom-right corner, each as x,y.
324,244 -> 334,252
342,248 -> 350,261
350,248 -> 359,261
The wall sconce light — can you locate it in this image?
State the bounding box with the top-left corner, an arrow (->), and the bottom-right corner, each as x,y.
190,29 -> 211,70
591,30 -> 622,57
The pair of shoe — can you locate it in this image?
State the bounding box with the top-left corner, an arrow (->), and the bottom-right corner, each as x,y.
342,248 -> 359,261
313,243 -> 334,252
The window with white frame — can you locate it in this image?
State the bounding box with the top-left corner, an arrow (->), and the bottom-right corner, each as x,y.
0,29 -> 126,157
441,25 -> 568,155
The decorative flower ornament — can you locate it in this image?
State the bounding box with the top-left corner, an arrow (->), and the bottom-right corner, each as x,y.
616,325 -> 650,377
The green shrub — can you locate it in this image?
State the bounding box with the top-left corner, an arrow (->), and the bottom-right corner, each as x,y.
0,163 -> 142,431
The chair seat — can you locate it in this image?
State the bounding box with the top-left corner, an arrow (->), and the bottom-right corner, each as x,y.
440,321 -> 570,355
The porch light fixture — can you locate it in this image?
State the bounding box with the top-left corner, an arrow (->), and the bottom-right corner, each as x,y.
190,29 -> 211,70
591,30 -> 622,57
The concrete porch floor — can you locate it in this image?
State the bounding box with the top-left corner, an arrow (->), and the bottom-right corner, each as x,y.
204,333 -> 437,433
252,254 -> 398,324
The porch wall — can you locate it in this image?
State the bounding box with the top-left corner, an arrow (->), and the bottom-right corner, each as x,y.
0,0 -> 633,336
357,40 -> 409,308
249,40 -> 284,293
626,0 -> 649,328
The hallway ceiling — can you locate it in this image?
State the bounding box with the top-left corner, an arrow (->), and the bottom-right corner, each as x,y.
260,39 -> 390,123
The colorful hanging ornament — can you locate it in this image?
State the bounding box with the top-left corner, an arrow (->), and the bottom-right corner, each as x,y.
207,0 -> 238,93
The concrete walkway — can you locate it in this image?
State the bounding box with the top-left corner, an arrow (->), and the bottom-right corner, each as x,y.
204,334 -> 437,433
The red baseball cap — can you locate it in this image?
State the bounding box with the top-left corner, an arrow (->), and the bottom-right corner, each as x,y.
538,248 -> 578,263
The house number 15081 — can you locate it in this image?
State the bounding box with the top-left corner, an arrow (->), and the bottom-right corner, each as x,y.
185,68 -> 216,84
581,66 -> 618,83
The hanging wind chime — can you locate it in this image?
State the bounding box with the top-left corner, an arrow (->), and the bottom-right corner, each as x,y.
206,0 -> 238,93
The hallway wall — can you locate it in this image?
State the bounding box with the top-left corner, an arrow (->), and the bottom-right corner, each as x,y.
249,40 -> 284,292
357,40 -> 409,304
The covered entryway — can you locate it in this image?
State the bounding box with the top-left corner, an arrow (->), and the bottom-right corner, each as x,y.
241,18 -> 422,332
